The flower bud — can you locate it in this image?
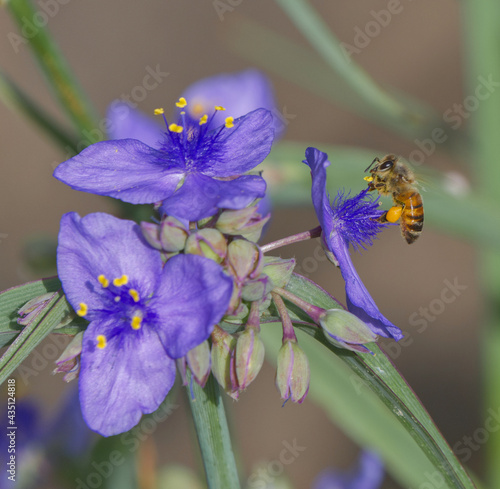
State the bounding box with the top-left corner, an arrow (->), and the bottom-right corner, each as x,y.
186,340 -> 211,387
241,276 -> 272,302
227,239 -> 263,281
262,257 -> 296,288
53,332 -> 83,382
185,229 -> 227,263
18,293 -> 55,326
140,222 -> 163,250
275,340 -> 310,404
211,326 -> 239,399
216,206 -> 271,242
159,216 -> 189,252
235,327 -> 265,391
319,308 -> 377,353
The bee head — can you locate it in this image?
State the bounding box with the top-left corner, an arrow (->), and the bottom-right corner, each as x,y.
365,155 -> 397,173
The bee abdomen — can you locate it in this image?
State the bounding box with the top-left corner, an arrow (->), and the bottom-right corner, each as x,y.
400,191 -> 424,244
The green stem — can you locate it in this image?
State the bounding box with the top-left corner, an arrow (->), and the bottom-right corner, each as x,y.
462,2 -> 500,487
186,372 -> 241,489
5,0 -> 99,137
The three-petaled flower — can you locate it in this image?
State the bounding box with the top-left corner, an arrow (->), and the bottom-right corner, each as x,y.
57,212 -> 233,436
304,147 -> 403,341
54,99 -> 275,222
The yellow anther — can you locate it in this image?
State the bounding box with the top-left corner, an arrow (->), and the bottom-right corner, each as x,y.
131,315 -> 142,330
225,116 -> 234,128
96,335 -> 107,349
199,114 -> 208,125
364,176 -> 374,182
129,289 -> 140,303
76,302 -> 88,317
176,97 -> 187,108
386,206 -> 403,223
98,274 -> 109,288
169,123 -> 184,134
154,108 -> 164,115
113,275 -> 129,287
215,105 -> 226,111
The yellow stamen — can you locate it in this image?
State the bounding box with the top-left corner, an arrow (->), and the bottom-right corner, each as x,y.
215,105 -> 226,111
199,114 -> 208,125
169,123 -> 184,134
76,302 -> 88,317
96,335 -> 107,349
131,315 -> 142,330
129,289 -> 140,303
113,274 -> 129,287
225,116 -> 234,128
98,274 -> 109,288
176,97 -> 187,108
364,176 -> 373,182
154,108 -> 164,115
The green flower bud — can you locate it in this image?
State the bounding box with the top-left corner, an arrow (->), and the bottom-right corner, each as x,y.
241,276 -> 272,302
53,332 -> 83,382
186,340 -> 211,387
18,293 -> 56,326
211,326 -> 239,400
185,229 -> 227,263
275,340 -> 310,404
160,216 -> 189,252
235,327 -> 265,391
216,206 -> 271,242
227,239 -> 263,281
140,222 -> 163,250
262,256 -> 296,288
319,308 -> 377,353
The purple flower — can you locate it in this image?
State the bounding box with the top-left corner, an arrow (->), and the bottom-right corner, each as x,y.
304,147 -> 403,341
57,212 -> 233,436
54,101 -> 274,222
312,451 -> 385,489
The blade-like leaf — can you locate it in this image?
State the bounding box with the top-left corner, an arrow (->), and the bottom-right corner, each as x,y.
262,273 -> 476,488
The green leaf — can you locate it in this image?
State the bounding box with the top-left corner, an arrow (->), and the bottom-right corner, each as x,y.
5,0 -> 99,138
0,277 -> 62,347
262,273 -> 476,488
186,372 -> 241,489
0,282 -> 76,385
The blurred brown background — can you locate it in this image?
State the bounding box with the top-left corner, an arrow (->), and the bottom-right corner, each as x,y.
0,1 -> 481,488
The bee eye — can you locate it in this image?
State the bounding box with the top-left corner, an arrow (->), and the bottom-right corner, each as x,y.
379,160 -> 393,171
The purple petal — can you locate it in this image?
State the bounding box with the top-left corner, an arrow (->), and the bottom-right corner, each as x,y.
202,108 -> 274,177
180,69 -> 283,137
79,317 -> 176,436
160,173 -> 266,222
313,451 -> 385,489
57,212 -> 162,318
331,232 -> 403,341
107,101 -> 164,149
54,139 -> 184,204
151,254 -> 233,358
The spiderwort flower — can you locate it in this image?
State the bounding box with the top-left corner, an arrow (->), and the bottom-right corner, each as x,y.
54,100 -> 274,222
313,450 -> 385,489
303,147 -> 403,341
57,212 -> 233,436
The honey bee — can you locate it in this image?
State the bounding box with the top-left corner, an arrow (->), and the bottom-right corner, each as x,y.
365,154 -> 424,244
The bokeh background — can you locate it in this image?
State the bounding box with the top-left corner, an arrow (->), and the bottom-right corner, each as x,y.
0,1 -> 481,488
